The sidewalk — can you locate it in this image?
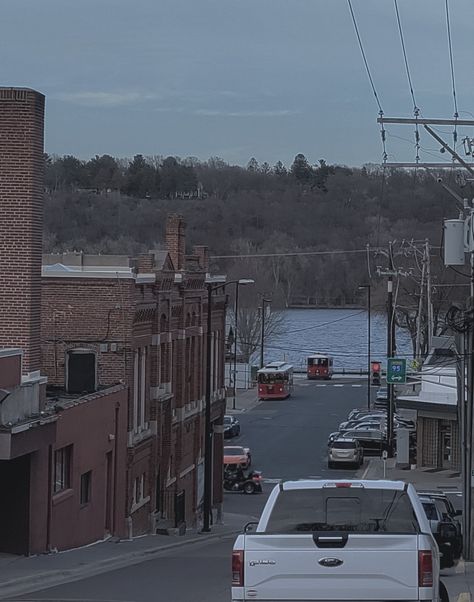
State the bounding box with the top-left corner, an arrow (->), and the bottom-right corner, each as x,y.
360,456 -> 461,492
0,512 -> 248,600
361,458 -> 473,601
226,386 -> 260,413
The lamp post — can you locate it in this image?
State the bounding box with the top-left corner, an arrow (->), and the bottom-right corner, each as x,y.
202,276 -> 252,533
359,284 -> 371,410
232,279 -> 255,410
259,298 -> 271,369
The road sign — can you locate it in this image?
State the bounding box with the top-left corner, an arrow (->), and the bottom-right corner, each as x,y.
386,358 -> 407,384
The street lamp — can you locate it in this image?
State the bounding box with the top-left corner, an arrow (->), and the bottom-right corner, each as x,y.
232,279 -> 255,410
202,276 -> 252,533
259,298 -> 271,369
358,284 -> 371,410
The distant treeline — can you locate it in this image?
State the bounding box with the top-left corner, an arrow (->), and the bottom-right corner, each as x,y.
43,153 -> 466,313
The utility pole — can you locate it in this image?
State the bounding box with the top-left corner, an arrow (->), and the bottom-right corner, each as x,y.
425,239 -> 434,350
414,249 -> 426,363
260,298 -> 271,369
386,242 -> 396,458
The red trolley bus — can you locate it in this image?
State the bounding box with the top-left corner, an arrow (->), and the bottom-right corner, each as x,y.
257,362 -> 293,400
307,353 -> 334,380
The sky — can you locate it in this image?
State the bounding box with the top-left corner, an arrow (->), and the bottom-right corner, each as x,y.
2,0 -> 474,167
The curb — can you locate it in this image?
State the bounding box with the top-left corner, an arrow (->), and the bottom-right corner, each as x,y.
0,527 -> 240,599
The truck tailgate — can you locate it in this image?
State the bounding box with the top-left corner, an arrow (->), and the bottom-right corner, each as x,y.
242,534 -> 419,601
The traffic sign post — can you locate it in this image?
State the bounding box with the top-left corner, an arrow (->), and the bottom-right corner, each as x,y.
386,358 -> 407,384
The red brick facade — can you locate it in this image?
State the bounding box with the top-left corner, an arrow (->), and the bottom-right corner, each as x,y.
41,234 -> 227,535
0,88 -> 44,373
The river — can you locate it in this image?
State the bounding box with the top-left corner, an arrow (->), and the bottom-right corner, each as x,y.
263,308 -> 413,372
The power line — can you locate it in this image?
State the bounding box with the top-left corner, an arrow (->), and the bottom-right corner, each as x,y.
347,0 -> 388,164
393,0 -> 421,164
211,248 -> 374,259
445,0 -> 459,150
393,0 -> 418,113
347,0 -> 383,115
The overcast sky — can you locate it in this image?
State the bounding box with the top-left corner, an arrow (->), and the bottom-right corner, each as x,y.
2,0 -> 473,167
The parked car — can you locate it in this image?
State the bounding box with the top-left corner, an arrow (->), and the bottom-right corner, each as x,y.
327,431 -> 342,446
328,438 -> 363,468
376,387 -> 388,401
342,429 -> 388,455
347,408 -> 386,421
419,490 -> 462,523
339,418 -> 385,432
224,445 -> 251,468
419,494 -> 462,568
224,414 -> 240,438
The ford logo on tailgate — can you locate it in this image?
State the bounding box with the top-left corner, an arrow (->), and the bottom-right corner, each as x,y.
318,557 -> 343,567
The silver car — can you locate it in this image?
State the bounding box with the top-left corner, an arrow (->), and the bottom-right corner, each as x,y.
328,437 -> 364,468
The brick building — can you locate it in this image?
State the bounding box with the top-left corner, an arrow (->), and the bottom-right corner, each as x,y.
42,215 -> 227,535
0,87 -> 226,554
0,87 -> 128,555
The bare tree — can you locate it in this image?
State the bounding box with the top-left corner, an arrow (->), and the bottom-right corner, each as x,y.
232,307 -> 285,364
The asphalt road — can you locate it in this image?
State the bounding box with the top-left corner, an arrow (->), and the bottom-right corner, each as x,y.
11,380 -> 381,602
224,377 -> 372,518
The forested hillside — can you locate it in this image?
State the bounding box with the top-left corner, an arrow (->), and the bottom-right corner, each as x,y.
44,153 -> 465,309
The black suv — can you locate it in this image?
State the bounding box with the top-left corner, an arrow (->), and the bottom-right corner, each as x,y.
224,415 -> 240,438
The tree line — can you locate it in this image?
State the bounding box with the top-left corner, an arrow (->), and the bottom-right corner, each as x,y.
43,152 -> 470,331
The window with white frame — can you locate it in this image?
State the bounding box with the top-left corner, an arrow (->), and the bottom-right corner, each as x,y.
133,347 -> 147,432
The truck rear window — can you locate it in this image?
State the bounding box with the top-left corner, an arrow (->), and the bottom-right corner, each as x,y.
265,488 -> 419,534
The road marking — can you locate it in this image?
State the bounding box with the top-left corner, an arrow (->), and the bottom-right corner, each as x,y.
360,464 -> 371,479
334,384 -> 344,387
456,593 -> 471,602
316,384 -> 327,387
263,478 -> 282,484
351,384 -> 362,387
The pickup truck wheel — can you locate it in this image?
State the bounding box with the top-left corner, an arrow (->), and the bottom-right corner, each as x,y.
243,482 -> 256,494
439,580 -> 449,602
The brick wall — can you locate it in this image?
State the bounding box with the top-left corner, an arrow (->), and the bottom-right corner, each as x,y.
0,88 -> 45,373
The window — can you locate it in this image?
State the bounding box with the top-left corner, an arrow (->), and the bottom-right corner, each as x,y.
134,473 -> 145,504
80,471 -> 92,505
264,488 -> 420,534
54,446 -> 72,493
133,347 -> 147,432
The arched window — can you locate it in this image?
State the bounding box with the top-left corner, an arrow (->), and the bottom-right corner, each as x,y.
66,348 -> 97,393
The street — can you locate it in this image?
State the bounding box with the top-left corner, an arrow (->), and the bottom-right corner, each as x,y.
12,379 -> 373,602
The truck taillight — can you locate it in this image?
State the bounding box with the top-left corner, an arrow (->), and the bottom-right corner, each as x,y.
232,550 -> 244,586
418,550 -> 433,587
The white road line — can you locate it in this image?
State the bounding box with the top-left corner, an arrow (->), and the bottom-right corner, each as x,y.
334,384 -> 344,387
456,593 -> 471,602
351,384 -> 362,387
316,384 -> 327,387
263,478 -> 282,484
360,464 -> 371,479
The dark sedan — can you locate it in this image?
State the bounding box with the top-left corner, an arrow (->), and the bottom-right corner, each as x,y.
342,429 -> 388,455
224,414 -> 240,438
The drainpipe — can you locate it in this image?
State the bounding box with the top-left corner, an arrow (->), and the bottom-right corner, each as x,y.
46,444 -> 53,551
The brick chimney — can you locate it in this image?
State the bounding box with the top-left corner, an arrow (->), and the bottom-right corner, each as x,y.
193,245 -> 209,272
165,214 -> 186,271
0,87 -> 45,373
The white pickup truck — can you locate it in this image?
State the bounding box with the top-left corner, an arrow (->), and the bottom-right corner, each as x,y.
232,479 -> 441,602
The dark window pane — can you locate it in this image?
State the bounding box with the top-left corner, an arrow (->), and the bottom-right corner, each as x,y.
80,471 -> 92,505
265,488 -> 419,534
